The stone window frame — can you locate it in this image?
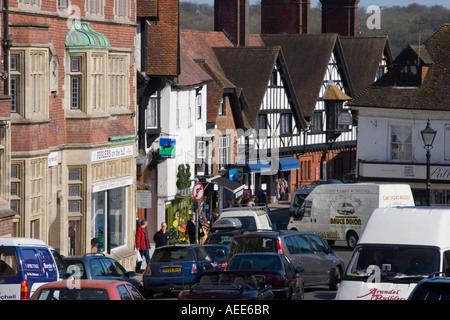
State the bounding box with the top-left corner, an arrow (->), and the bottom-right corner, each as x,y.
10,48 -> 50,120
66,50 -> 131,117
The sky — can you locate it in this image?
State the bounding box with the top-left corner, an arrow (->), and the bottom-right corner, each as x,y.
186,0 -> 450,10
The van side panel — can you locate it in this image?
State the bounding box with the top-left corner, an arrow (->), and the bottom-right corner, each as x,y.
287,184 -> 415,245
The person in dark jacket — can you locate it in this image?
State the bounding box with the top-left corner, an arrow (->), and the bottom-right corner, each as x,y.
135,219 -> 151,272
153,222 -> 170,248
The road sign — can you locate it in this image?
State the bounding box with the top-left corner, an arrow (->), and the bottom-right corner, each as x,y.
192,183 -> 204,201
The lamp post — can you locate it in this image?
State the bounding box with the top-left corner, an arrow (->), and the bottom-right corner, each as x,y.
421,120 -> 437,206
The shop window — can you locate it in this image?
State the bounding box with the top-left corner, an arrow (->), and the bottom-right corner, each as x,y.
68,167 -> 84,255
91,187 -> 127,253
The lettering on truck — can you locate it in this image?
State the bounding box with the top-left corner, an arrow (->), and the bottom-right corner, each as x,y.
330,218 -> 362,225
316,231 -> 340,239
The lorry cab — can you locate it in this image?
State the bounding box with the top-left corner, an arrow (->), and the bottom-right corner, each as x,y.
287,184 -> 415,248
336,207 -> 450,300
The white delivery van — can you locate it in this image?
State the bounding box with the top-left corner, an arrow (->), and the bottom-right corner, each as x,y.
215,206 -> 273,231
336,207 -> 450,300
287,184 -> 414,248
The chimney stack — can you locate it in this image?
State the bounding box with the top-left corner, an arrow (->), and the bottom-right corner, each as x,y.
214,0 -> 249,46
320,0 -> 360,36
261,0 -> 310,34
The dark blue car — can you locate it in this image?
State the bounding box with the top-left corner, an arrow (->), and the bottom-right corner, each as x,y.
142,244 -> 218,298
63,253 -> 142,294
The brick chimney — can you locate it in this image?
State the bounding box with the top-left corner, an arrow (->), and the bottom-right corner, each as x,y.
214,0 -> 249,46
261,0 -> 310,34
320,0 -> 360,36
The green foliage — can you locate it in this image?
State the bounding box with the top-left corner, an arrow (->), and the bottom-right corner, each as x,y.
176,163 -> 191,190
180,2 -> 450,57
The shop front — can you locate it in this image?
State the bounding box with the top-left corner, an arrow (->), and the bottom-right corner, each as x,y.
358,160 -> 450,206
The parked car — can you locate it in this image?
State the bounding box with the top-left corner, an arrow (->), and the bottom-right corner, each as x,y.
203,245 -> 229,270
229,231 -> 345,289
408,274 -> 450,300
226,253 -> 304,300
142,244 -> 218,298
31,280 -> 144,300
63,253 -> 142,294
0,237 -> 68,300
178,270 -> 274,300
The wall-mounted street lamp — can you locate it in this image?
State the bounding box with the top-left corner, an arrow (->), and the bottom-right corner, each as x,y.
420,119 -> 437,206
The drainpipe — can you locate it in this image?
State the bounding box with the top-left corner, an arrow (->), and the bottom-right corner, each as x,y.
2,0 -> 12,95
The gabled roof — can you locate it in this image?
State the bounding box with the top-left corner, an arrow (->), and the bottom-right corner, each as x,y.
173,50 -> 212,87
339,36 -> 392,97
255,33 -> 354,119
350,24 -> 450,111
213,46 -> 280,127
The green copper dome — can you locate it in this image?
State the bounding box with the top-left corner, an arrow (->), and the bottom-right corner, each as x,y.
65,21 -> 110,49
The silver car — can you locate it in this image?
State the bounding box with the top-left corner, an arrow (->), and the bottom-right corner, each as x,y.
229,231 -> 345,290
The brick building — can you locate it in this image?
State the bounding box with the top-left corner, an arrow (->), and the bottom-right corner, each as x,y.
6,0 -> 137,267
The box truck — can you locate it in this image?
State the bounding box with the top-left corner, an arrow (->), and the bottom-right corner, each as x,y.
287,184 -> 415,248
336,207 -> 450,300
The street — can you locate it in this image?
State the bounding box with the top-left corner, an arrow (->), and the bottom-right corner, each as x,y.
268,202 -> 354,300
146,201 -> 355,300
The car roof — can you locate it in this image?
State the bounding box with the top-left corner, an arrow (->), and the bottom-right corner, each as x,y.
0,237 -> 47,246
37,279 -> 132,289
233,230 -> 314,238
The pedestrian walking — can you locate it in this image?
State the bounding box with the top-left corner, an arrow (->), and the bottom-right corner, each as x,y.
153,222 -> 170,248
135,219 -> 151,272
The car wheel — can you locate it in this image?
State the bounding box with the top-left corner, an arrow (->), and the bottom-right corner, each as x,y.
346,231 -> 358,248
329,266 -> 342,290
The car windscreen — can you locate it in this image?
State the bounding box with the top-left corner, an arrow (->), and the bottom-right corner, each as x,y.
151,247 -> 194,263
345,245 -> 440,282
234,217 -> 257,231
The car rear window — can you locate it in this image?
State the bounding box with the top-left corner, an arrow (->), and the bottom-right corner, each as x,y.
410,282 -> 450,300
33,288 -> 110,300
151,247 -> 194,262
0,248 -> 18,277
228,254 -> 282,270
230,237 -> 277,256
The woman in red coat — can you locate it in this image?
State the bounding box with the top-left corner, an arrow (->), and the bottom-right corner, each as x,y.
136,219 -> 151,272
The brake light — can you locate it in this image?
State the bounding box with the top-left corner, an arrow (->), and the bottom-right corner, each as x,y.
276,239 -> 284,254
145,266 -> 152,276
219,262 -> 228,269
20,280 -> 29,300
191,263 -> 198,274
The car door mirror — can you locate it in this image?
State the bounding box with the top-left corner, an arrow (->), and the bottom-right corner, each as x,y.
296,267 -> 304,273
126,271 -> 136,278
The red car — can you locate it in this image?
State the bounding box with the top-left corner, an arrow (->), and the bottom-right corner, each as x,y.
227,253 -> 304,300
30,280 -> 145,300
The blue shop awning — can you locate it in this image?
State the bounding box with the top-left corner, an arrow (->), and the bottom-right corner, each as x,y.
279,157 -> 300,171
246,160 -> 272,173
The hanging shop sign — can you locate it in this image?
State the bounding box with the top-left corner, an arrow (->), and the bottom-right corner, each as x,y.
159,138 -> 176,159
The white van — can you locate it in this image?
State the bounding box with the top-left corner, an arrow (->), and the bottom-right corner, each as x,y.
287,184 -> 415,248
215,206 -> 273,231
336,207 -> 450,300
0,237 -> 67,299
